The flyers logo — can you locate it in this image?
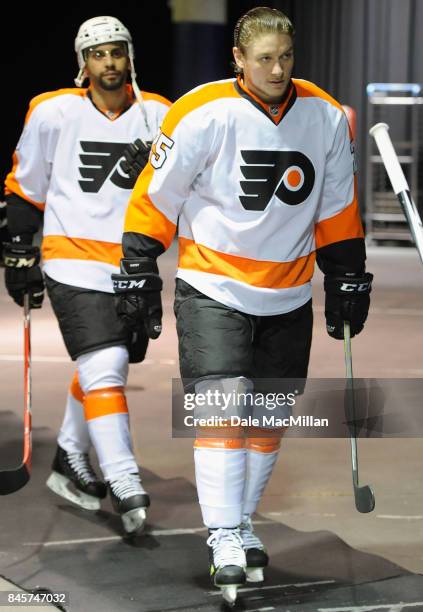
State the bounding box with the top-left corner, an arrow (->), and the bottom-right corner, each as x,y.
239,150 -> 315,211
78,141 -> 136,193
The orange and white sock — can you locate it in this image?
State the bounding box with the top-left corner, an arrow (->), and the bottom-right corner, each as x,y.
57,372 -> 90,453
83,386 -> 138,481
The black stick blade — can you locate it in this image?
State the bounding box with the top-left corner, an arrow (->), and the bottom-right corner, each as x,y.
355,484 -> 375,513
0,464 -> 30,495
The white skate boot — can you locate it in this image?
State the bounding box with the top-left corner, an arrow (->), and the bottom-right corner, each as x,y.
207,527 -> 247,606
240,516 -> 269,582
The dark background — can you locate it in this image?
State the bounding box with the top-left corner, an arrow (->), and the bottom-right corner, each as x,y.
2,0 -> 422,209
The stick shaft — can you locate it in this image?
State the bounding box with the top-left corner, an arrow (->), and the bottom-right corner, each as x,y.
344,322 -> 358,479
23,294 -> 32,470
0,296 -> 32,494
370,122 -> 423,264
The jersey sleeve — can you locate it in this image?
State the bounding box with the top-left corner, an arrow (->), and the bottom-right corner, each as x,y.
123,102 -> 210,257
315,111 -> 366,274
4,99 -> 60,211
6,193 -> 43,244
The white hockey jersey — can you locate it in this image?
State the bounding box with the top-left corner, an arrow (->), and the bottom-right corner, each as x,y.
5,86 -> 171,292
124,77 -> 364,316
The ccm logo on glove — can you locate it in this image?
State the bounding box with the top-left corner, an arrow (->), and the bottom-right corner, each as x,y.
324,272 -> 373,340
3,243 -> 40,268
112,257 -> 163,340
113,278 -> 147,291
3,243 -> 45,309
340,280 -> 372,292
4,254 -> 38,268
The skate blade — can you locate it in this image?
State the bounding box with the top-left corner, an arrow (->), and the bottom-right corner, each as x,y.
122,507 -> 147,535
221,585 -> 238,606
246,567 -> 264,582
46,472 -> 101,511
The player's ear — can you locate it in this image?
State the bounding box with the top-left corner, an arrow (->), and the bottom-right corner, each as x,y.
232,47 -> 244,71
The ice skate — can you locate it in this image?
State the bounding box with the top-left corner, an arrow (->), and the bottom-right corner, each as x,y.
240,516 -> 269,582
207,527 -> 246,606
46,445 -> 107,510
108,473 -> 150,535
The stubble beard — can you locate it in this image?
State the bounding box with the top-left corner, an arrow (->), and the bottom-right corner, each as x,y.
98,72 -> 127,91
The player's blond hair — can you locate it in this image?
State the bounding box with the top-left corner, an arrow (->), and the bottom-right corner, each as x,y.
233,7 -> 295,75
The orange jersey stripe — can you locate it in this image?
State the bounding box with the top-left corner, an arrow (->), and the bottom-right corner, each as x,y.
42,235 -> 123,267
6,89 -> 86,205
25,88 -> 87,124
315,193 -> 364,249
342,105 -> 356,140
70,371 -> 84,403
83,387 -> 128,421
162,81 -> 240,137
5,152 -> 45,210
178,237 -> 316,289
124,162 -> 177,249
293,79 -> 344,113
142,91 -> 172,107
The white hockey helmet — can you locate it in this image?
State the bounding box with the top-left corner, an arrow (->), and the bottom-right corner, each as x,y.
74,16 -> 137,87
74,16 -> 150,137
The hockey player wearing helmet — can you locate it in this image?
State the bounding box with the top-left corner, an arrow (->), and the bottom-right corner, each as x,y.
3,16 -> 171,535
116,6 -> 372,603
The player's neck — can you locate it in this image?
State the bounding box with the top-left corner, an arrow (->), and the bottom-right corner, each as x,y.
89,84 -> 130,114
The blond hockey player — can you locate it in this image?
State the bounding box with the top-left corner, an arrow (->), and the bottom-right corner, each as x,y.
3,16 -> 171,535
113,6 -> 373,603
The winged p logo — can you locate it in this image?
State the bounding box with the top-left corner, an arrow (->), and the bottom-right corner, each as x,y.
239,150 -> 315,211
78,141 -> 137,193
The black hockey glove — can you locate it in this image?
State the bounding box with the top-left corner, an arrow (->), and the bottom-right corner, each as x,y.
0,201 -> 11,266
120,139 -> 152,181
324,272 -> 373,340
128,325 -> 149,363
112,257 -> 163,339
3,243 -> 45,308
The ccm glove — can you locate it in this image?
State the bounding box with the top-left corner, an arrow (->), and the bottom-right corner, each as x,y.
3,243 -> 45,308
324,272 -> 373,339
120,139 -> 152,181
0,201 -> 11,265
112,257 -> 163,339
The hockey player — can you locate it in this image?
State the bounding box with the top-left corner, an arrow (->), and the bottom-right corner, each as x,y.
113,6 -> 372,602
3,16 -> 171,534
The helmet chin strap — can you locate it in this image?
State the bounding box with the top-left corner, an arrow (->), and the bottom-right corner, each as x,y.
74,67 -> 86,88
129,57 -> 150,139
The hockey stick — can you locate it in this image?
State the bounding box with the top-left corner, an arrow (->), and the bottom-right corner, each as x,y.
344,321 -> 375,513
369,122 -> 423,264
0,294 -> 32,494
